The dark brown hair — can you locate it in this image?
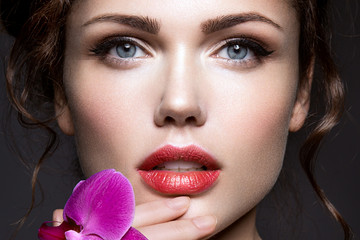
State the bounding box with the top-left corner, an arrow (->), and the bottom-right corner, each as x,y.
2,0 -> 353,239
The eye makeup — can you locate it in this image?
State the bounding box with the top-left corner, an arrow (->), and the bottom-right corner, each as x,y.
89,35 -> 151,68
88,32 -> 275,70
210,36 -> 275,69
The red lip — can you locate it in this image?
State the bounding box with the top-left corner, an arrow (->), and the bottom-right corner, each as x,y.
138,145 -> 220,195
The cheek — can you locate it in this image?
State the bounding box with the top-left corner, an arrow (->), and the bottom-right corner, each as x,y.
201,66 -> 298,212
231,95 -> 291,194
63,61 -> 153,175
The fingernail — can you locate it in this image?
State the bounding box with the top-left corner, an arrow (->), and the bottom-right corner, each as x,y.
192,216 -> 217,230
166,196 -> 190,210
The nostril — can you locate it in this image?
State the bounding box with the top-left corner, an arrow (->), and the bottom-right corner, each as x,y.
154,102 -> 206,127
162,115 -> 197,126
185,116 -> 197,125
164,116 -> 175,124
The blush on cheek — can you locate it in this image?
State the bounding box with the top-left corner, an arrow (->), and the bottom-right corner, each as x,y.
67,90 -> 127,174
224,93 -> 294,201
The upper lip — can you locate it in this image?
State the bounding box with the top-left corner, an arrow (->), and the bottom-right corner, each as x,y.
138,144 -> 220,171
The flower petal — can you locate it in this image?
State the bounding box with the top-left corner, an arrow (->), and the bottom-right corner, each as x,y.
122,227 -> 148,240
72,180 -> 85,193
64,230 -> 82,240
63,169 -> 135,240
38,221 -> 73,240
65,230 -> 102,240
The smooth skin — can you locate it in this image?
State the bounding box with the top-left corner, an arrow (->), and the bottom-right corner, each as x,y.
54,0 -> 311,239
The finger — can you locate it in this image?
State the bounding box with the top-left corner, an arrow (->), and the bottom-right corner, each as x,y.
133,196 -> 190,228
138,215 -> 217,240
52,209 -> 64,226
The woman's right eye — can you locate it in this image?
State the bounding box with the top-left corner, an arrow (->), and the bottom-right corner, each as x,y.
111,42 -> 146,59
90,37 -> 148,62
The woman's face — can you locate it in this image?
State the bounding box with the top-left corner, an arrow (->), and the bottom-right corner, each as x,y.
59,0 -> 308,237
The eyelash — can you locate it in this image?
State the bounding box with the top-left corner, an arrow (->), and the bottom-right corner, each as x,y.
89,36 -> 149,65
213,38 -> 273,66
89,36 -> 273,68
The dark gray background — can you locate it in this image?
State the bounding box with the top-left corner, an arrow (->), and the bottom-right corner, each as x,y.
1,1 -> 359,239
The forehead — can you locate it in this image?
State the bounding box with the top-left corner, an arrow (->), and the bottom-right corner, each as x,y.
68,0 -> 298,33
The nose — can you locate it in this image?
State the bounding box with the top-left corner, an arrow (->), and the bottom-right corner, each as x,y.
154,48 -> 206,127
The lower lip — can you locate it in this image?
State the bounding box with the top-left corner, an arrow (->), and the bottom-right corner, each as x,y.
138,170 -> 220,194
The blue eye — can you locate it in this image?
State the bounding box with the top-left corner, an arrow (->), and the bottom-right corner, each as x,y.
216,39 -> 273,62
112,41 -> 146,59
218,43 -> 254,60
90,37 -> 148,61
116,43 -> 137,58
226,44 -> 248,60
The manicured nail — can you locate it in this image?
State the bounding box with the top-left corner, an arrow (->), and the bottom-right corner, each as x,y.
192,216 -> 217,230
166,196 -> 190,210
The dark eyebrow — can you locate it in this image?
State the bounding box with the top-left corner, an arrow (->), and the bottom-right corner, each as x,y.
201,13 -> 282,34
82,14 -> 161,34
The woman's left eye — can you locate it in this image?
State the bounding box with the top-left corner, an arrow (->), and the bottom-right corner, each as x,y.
214,39 -> 273,63
218,44 -> 253,60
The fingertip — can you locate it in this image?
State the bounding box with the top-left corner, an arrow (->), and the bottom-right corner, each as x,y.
52,209 -> 64,226
165,196 -> 190,210
137,216 -> 217,240
192,215 -> 217,231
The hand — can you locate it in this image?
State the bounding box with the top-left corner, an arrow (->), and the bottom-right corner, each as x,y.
52,196 -> 217,240
132,196 -> 216,240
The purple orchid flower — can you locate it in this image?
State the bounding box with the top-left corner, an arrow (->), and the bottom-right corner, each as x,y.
38,169 -> 147,240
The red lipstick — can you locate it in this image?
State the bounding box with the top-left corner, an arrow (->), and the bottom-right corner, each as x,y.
138,145 -> 220,195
